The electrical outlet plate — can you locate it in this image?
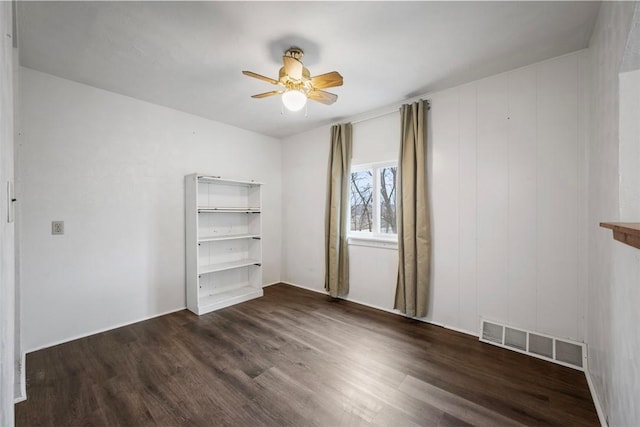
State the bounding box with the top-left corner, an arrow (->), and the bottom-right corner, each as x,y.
52,221 -> 64,235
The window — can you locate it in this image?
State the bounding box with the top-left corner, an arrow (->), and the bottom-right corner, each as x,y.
349,162 -> 397,239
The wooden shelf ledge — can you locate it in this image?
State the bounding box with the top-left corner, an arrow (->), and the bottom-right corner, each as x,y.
600,222 -> 640,249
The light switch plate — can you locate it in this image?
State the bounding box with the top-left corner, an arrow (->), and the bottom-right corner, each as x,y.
52,221 -> 64,235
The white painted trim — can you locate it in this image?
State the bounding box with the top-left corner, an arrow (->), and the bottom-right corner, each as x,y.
351,160 -> 397,172
344,295 -> 400,315
585,367 -> 608,427
279,281 -> 478,338
352,296 -> 478,337
280,281 -> 328,295
14,351 -> 26,403
347,236 -> 398,250
25,306 -> 186,354
23,282 -> 281,379
261,281 -> 282,288
425,319 -> 479,338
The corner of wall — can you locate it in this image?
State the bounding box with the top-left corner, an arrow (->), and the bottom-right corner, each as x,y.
585,363 -> 609,427
584,1 -> 640,426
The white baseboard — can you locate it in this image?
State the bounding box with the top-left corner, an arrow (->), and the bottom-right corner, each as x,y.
425,318 -> 479,338
25,306 -> 187,354
262,281 -> 283,288
18,280 -> 601,424
585,367 -> 608,427
13,351 -> 26,403
279,281 -> 478,338
21,306 -> 188,403
280,281 -> 328,295
25,283 -> 283,354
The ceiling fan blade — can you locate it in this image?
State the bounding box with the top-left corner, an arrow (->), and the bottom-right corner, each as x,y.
251,90 -> 283,99
283,56 -> 303,80
242,70 -> 280,85
308,90 -> 338,105
310,71 -> 343,89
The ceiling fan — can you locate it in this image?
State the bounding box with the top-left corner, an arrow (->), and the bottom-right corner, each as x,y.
242,47 -> 343,112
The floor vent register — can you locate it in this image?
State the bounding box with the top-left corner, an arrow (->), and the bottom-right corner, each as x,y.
480,318 -> 585,370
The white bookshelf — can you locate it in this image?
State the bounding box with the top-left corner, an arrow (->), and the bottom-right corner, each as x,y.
185,174 -> 263,315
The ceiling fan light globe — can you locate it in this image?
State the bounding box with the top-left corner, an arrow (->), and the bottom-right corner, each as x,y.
282,89 -> 307,112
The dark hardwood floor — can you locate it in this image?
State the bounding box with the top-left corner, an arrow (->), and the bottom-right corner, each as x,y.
16,283 -> 599,426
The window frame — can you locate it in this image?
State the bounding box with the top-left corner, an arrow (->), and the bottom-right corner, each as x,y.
348,160 -> 398,245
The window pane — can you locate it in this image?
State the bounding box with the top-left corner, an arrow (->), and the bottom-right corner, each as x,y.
350,170 -> 373,232
379,166 -> 397,234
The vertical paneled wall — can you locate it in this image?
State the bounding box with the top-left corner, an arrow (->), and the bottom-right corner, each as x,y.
506,67 -> 537,334
586,2 -> 639,425
282,51 -> 587,342
429,51 -> 585,340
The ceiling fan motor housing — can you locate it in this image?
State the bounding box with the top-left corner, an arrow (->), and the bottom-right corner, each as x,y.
279,67 -> 311,92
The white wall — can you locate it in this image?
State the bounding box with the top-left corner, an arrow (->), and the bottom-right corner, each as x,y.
0,1 -> 16,424
586,2 -> 640,426
282,51 -> 588,342
281,126 -> 329,292
351,112 -> 399,165
18,67 -> 282,352
619,70 -> 640,220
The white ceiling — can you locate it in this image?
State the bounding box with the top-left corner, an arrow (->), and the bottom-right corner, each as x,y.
17,1 -> 600,139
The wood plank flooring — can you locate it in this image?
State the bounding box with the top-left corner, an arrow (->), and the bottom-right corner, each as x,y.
15,283 -> 599,426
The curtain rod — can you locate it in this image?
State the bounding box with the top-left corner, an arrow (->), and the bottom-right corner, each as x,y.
350,109 -> 398,125
348,99 -> 431,126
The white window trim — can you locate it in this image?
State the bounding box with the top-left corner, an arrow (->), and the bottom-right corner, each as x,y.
348,235 -> 398,250
348,160 -> 398,247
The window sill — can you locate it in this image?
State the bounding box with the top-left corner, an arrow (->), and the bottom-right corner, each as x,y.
348,235 -> 398,250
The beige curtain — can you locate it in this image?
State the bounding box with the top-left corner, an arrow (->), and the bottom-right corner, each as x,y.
325,123 -> 352,297
395,100 -> 430,317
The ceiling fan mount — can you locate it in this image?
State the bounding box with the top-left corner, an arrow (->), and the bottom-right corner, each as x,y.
242,47 -> 343,111
284,47 -> 304,62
